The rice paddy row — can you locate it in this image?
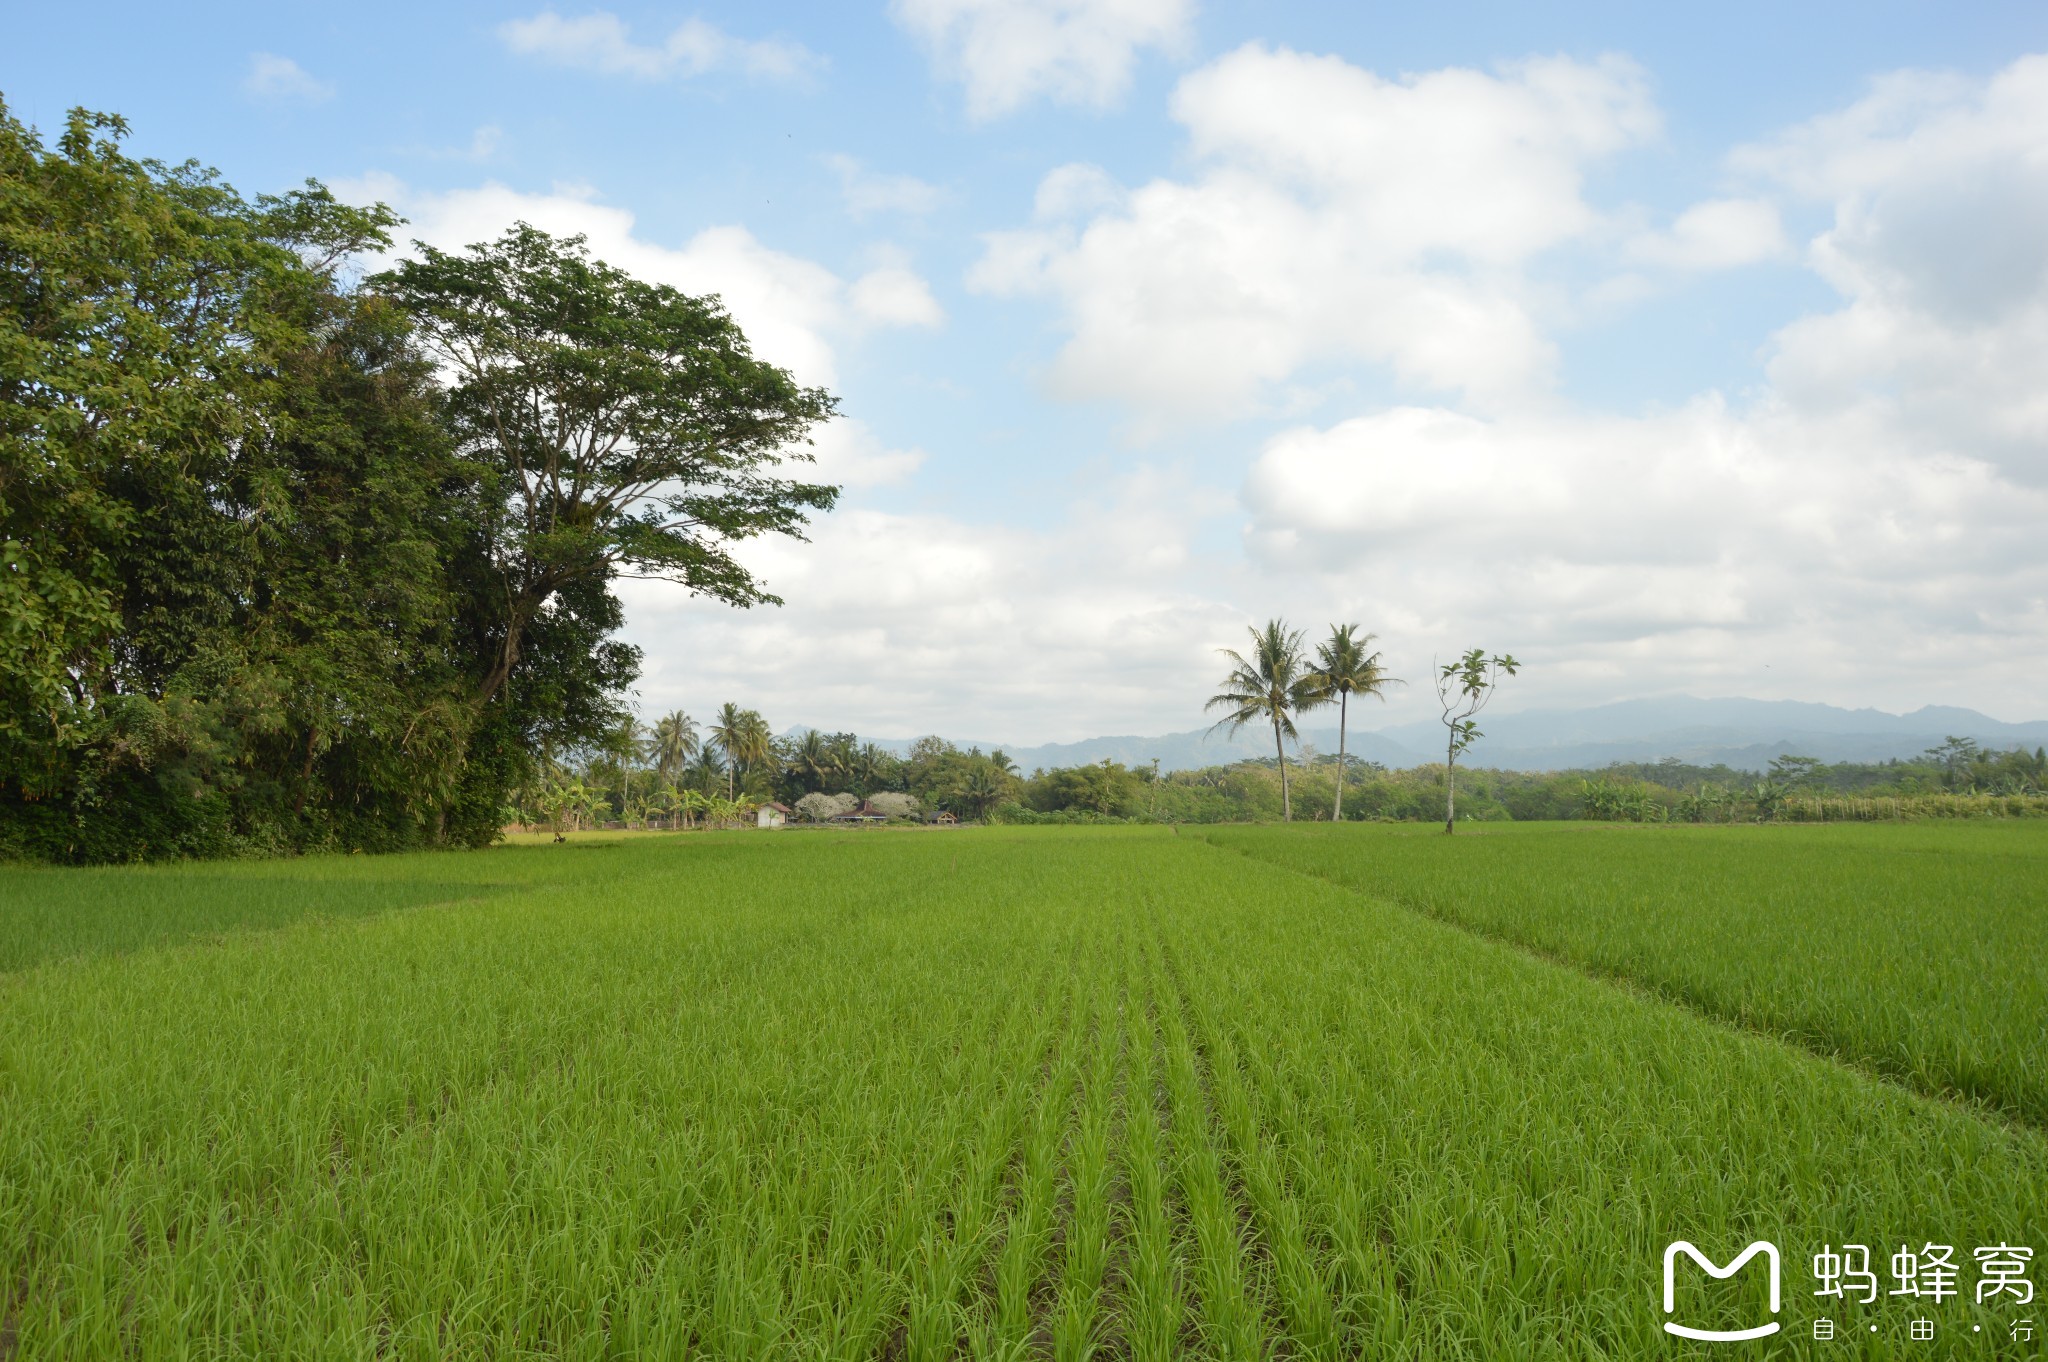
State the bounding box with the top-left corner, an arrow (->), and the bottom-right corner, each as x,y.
1202,820 -> 2048,1128
1,826 -> 2043,1357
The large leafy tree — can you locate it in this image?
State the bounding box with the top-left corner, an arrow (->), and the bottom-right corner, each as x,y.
0,101 -> 511,858
1307,624 -> 1401,823
1206,620 -> 1320,821
373,225 -> 839,716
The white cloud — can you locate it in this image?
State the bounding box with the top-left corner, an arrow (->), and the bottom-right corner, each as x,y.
850,264 -> 946,328
499,10 -> 820,82
971,45 -> 1659,421
1733,53 -> 2048,484
617,472 -> 1247,740
805,419 -> 928,488
243,53 -> 334,103
1626,197 -> 1788,270
891,0 -> 1193,119
825,155 -> 951,219
1169,48 -> 1657,261
617,381 -> 2048,735
344,176 -> 941,386
345,54 -> 2048,738
1237,400 -> 2048,707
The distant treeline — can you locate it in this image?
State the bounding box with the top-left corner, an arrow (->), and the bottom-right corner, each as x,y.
998,741 -> 2048,825
538,723 -> 2048,829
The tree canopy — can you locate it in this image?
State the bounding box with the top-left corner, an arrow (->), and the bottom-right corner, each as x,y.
0,105 -> 840,861
373,226 -> 838,710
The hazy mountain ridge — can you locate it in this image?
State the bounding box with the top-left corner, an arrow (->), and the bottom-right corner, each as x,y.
793,697 -> 2048,774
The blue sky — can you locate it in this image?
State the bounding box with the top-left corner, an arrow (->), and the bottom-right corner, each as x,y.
7,2 -> 2048,740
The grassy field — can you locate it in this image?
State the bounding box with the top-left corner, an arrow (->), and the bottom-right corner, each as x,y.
1,824 -> 2043,1358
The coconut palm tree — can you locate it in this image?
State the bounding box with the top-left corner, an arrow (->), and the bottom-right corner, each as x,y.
684,745 -> 726,798
850,742 -> 887,795
734,710 -> 774,791
826,732 -> 858,784
959,762 -> 1007,821
1307,624 -> 1402,823
651,710 -> 700,784
790,729 -> 835,792
709,703 -> 747,799
1206,619 -> 1321,821
609,714 -> 647,814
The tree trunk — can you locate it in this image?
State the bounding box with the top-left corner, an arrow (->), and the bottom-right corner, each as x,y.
292,726 -> 321,816
1334,693 -> 1348,823
1274,719 -> 1292,822
475,614 -> 527,709
1445,728 -> 1457,834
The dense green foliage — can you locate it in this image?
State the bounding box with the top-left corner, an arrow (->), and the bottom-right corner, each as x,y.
0,105 -> 836,862
2,825 -> 2043,1355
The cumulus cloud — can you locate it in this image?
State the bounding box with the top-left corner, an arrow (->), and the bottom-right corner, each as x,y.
1223,49 -> 2048,713
914,51 -> 2048,728
617,472 -> 1247,740
825,154 -> 951,219
805,419 -> 928,489
971,45 -> 1659,421
620,382 -> 2048,734
849,265 -> 946,329
1625,198 -> 1788,270
243,53 -> 334,103
342,175 -> 941,386
892,0 -> 1193,119
1732,54 -> 2048,483
1235,398 -> 2048,709
499,10 -> 820,82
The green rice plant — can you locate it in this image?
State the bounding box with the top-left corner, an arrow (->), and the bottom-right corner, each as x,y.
1202,819 -> 2048,1127
1048,969 -> 1124,1361
1,826 -> 2043,1358
1149,936 -> 1268,1359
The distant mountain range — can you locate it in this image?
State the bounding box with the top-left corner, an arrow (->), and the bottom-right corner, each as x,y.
797,697 -> 2048,774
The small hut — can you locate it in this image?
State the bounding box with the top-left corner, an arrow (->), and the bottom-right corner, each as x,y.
757,801 -> 792,829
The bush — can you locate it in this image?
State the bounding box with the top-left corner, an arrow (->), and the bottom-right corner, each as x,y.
987,802 -> 1128,826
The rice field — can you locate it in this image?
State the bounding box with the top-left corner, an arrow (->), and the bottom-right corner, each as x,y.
2,825 -> 2044,1358
1202,821 -> 2048,1126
